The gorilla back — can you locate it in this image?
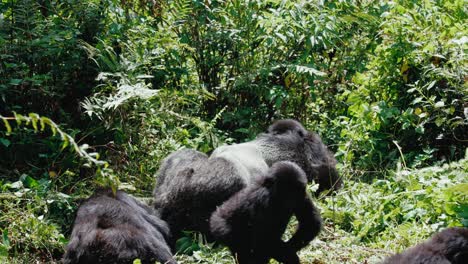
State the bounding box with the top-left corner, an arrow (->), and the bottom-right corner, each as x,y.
63,189 -> 177,264
382,227 -> 468,264
153,119 -> 340,239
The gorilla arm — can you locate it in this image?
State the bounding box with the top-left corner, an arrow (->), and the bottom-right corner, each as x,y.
286,195 -> 322,251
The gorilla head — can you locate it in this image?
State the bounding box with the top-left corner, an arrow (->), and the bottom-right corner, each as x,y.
267,119 -> 309,137
153,119 -> 339,241
63,189 -> 177,264
262,119 -> 342,193
382,227 -> 468,264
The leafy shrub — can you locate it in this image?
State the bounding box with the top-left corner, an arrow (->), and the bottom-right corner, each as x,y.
322,152 -> 468,249
1,0 -> 467,262
0,113 -> 110,259
332,0 -> 467,172
0,0 -> 104,123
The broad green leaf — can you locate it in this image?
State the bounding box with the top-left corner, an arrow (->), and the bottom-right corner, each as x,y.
0,138 -> 10,147
8,79 -> 22,85
434,101 -> 445,108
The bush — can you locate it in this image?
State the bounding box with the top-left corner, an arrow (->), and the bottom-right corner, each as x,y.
0,0 -> 467,262
322,152 -> 468,247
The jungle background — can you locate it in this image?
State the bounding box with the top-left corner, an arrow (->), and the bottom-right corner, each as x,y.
0,0 -> 467,263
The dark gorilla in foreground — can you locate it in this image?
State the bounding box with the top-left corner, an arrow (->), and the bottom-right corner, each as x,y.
210,161 -> 322,264
153,119 -> 339,241
63,189 -> 177,264
382,227 -> 468,264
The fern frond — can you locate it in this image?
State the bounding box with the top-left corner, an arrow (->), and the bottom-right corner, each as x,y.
0,113 -> 107,167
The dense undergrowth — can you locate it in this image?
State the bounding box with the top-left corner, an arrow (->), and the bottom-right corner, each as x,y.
0,0 -> 467,263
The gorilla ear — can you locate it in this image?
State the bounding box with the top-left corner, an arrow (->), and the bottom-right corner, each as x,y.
297,130 -> 304,137
262,176 -> 275,188
304,132 -> 317,142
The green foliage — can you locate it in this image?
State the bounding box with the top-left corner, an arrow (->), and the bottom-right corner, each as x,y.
175,231 -> 205,255
0,113 -> 115,260
1,0 -> 467,262
73,3 -> 232,192
322,153 -> 468,248
0,175 -> 75,259
0,200 -> 67,258
175,242 -> 235,264
0,0 -> 103,123
1,113 -> 107,166
146,0 -> 467,173
0,113 -> 115,187
338,0 -> 468,172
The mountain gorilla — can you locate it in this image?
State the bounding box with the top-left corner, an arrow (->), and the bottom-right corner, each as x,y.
382,227 -> 468,264
210,161 -> 322,264
63,189 -> 177,264
153,119 -> 339,242
266,119 -> 341,193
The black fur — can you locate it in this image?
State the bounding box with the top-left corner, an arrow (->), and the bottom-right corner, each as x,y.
63,189 -> 177,264
210,161 -> 322,264
268,119 -> 341,193
153,119 -> 336,241
267,119 -> 308,137
382,227 -> 468,264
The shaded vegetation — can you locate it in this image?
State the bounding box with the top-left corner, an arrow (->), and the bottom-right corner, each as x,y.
0,0 -> 467,263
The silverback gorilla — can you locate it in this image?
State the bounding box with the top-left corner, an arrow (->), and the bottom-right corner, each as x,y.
210,161 -> 322,264
63,189 -> 177,264
153,119 -> 339,242
382,227 -> 468,264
